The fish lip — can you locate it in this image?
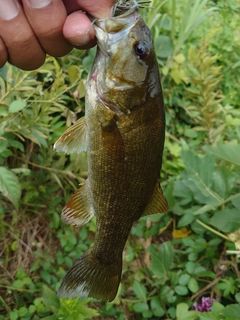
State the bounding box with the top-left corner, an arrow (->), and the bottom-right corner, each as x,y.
93,5 -> 140,56
109,0 -> 139,19
94,22 -> 135,56
93,0 -> 140,41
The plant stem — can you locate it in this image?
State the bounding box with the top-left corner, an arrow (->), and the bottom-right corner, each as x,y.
190,277 -> 221,300
13,155 -> 77,177
196,219 -> 229,241
226,250 -> 240,255
171,0 -> 176,41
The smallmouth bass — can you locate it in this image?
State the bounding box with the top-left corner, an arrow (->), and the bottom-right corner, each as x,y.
54,0 -> 168,302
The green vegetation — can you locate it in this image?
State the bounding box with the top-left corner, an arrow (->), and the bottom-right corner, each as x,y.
1,0 -> 240,319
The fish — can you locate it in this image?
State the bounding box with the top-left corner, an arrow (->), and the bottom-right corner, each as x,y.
54,0 -> 168,302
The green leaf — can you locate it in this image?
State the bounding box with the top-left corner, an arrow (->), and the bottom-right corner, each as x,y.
222,304 -> 240,319
32,131 -> 48,147
0,167 -> 21,208
175,285 -> 189,296
125,245 -> 135,262
161,286 -> 176,303
179,274 -> 191,286
181,150 -> 223,206
203,144 -> 240,166
133,302 -> 149,313
150,297 -> 165,317
16,268 -> 27,280
181,150 -> 214,189
198,314 -> 218,320
0,109 -> 8,117
178,212 -> 195,227
155,35 -> 173,58
13,279 -> 24,288
9,140 -> 24,152
161,14 -> 172,31
142,310 -> 153,318
68,65 -> 81,84
232,195 -> 240,209
235,292 -> 240,303
133,281 -> 147,302
168,307 -> 176,319
11,168 -> 31,175
217,278 -> 236,297
210,208 -> 240,233
18,307 -> 28,317
193,205 -> 215,216
82,47 -> 96,72
41,316 -> 57,320
152,308 -> 165,317
9,100 -> 27,113
59,298 -> 98,319
188,277 -> 199,293
149,242 -> 173,277
28,305 -> 36,314
212,166 -> 235,199
211,301 -> 225,314
9,310 -> 18,320
0,140 -> 8,153
176,303 -> 198,320
42,285 -> 60,311
186,262 -> 196,275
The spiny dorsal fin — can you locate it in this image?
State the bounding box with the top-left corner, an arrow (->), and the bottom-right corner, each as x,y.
54,116 -> 88,154
143,180 -> 168,216
62,181 -> 94,226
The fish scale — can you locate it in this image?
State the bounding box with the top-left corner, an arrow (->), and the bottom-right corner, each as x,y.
54,0 -> 168,302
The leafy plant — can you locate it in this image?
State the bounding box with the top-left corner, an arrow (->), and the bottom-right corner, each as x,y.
183,30 -> 225,144
1,0 -> 240,319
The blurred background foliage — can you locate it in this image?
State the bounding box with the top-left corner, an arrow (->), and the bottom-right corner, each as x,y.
1,0 -> 240,319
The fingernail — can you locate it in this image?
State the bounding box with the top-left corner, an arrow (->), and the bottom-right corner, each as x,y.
29,0 -> 52,9
0,0 -> 19,21
68,33 -> 91,47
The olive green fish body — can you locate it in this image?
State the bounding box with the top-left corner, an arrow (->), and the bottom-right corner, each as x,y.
87,82 -> 165,256
55,0 -> 168,302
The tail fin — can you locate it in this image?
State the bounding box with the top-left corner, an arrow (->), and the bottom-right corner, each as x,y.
57,248 -> 122,302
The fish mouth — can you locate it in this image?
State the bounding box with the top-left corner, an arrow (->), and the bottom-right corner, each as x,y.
91,0 -> 141,114
112,0 -> 151,16
93,0 -> 140,54
111,0 -> 139,17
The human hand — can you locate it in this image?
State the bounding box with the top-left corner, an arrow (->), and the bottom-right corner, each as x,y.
0,0 -> 115,70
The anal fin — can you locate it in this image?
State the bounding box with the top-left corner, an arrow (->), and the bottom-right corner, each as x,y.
143,180 -> 168,216
54,116 -> 87,154
62,181 -> 94,226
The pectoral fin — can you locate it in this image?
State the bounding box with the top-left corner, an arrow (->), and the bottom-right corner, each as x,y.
61,181 -> 94,226
54,116 -> 87,154
143,180 -> 168,216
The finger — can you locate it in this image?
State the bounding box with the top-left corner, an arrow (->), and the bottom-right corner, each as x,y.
0,0 -> 46,70
63,11 -> 96,49
0,37 -> 8,68
64,0 -> 116,17
63,0 -> 116,50
21,0 -> 72,57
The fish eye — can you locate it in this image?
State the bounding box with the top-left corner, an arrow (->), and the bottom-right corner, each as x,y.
134,41 -> 150,59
